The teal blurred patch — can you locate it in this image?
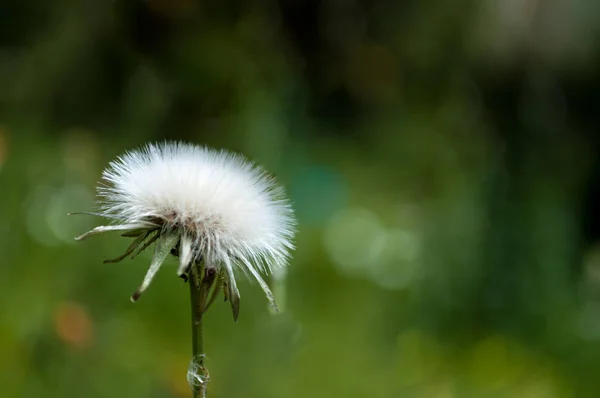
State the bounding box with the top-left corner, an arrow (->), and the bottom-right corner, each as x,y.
289,165 -> 348,227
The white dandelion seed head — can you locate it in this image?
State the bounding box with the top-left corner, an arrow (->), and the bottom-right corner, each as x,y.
101,142 -> 295,266
75,141 -> 296,314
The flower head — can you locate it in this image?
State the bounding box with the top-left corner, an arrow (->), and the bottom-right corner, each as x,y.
74,141 -> 296,320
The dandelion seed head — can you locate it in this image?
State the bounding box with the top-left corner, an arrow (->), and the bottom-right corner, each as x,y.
100,142 -> 294,263
75,141 -> 296,311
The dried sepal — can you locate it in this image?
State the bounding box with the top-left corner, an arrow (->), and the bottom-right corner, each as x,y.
103,230 -> 151,263
222,257 -> 240,322
75,224 -> 151,241
204,271 -> 225,313
130,232 -> 179,302
129,230 -> 160,260
192,266 -> 218,323
121,228 -> 151,237
177,234 -> 194,279
68,211 -> 105,217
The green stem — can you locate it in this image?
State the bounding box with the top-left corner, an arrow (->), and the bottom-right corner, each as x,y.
189,265 -> 208,398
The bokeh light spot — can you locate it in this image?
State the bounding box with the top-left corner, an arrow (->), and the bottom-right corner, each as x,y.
369,228 -> 420,290
54,301 -> 94,350
26,184 -> 94,246
47,184 -> 94,244
324,207 -> 386,278
164,356 -> 192,398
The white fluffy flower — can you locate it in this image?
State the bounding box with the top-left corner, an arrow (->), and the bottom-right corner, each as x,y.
74,141 -> 296,320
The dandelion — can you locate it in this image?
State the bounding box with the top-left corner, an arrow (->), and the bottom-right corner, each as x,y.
73,141 -> 296,397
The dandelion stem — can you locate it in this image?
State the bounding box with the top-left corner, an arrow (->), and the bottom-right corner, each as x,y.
188,263 -> 209,398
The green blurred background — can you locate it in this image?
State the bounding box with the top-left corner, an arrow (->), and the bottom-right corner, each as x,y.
2,0 -> 600,397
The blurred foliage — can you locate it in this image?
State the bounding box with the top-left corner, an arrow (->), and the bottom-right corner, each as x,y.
1,0 -> 600,397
